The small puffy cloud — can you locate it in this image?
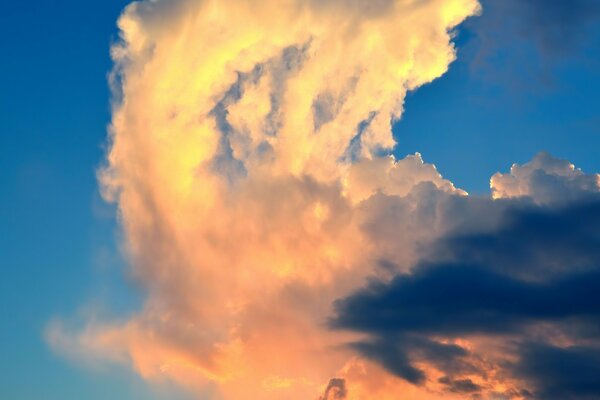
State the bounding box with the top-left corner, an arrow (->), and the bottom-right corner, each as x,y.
320,378 -> 348,400
346,153 -> 466,204
491,152 -> 600,204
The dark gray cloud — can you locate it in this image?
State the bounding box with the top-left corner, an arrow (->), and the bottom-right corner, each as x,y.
320,378 -> 348,400
330,196 -> 600,399
430,197 -> 600,280
349,335 -> 476,385
515,343 -> 600,400
438,376 -> 482,394
333,263 -> 600,336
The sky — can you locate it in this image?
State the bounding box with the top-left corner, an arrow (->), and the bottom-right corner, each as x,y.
0,1 -> 599,399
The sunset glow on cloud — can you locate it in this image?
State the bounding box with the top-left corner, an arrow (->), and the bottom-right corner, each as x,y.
42,1 -> 600,399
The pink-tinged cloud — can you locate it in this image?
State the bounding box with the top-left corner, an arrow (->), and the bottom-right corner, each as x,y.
46,1 -> 600,399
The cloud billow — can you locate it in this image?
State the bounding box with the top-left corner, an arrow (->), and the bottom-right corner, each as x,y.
46,0 -> 600,398
332,192 -> 600,399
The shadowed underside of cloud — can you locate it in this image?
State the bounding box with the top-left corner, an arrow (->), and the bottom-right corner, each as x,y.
319,378 -> 348,400
516,343 -> 600,400
332,196 -> 600,399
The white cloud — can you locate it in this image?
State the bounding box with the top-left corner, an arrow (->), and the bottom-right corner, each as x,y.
491,152 -> 600,204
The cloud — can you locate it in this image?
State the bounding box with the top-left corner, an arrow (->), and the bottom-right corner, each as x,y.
51,0 -> 482,399
438,376 -> 482,394
333,207 -> 600,334
347,153 -> 466,204
331,159 -> 600,398
48,0 -> 600,398
491,152 -> 600,204
320,378 -> 348,400
515,343 -> 600,400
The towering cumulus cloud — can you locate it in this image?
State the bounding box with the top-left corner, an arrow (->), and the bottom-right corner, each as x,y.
47,0 -> 600,398
54,0 -> 600,398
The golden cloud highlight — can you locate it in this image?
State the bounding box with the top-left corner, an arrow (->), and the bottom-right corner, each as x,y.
48,0 -> 493,398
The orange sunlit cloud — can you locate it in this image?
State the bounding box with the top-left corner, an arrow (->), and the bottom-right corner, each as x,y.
48,1 -> 600,399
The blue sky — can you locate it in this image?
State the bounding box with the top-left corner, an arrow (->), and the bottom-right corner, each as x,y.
0,1 -> 158,398
1,0 -> 599,399
393,0 -> 600,192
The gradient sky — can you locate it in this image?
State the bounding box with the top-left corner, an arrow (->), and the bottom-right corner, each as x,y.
1,1 -> 599,399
